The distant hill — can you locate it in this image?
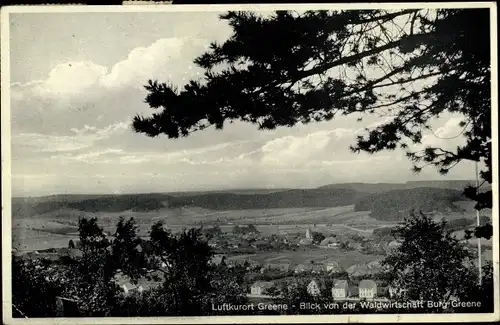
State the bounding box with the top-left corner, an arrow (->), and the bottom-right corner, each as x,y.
405,180 -> 491,192
354,187 -> 468,221
167,188 -> 364,210
12,189 -> 365,218
318,182 -> 407,193
11,180 -> 475,219
12,193 -> 174,217
167,188 -> 292,197
318,180 -> 483,193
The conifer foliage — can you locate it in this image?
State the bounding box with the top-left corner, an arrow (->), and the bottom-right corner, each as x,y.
133,9 -> 493,236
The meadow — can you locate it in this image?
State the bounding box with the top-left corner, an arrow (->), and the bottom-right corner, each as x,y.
11,196 -> 488,252
11,204 -> 393,251
225,248 -> 385,269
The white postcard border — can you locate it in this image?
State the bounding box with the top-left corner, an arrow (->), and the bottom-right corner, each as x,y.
1,2 -> 499,324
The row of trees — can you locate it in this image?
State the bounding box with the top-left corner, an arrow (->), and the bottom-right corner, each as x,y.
12,217 -> 248,317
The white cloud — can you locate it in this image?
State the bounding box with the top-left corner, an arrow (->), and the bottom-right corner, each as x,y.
432,117 -> 467,139
12,37 -> 209,102
418,115 -> 468,150
101,38 -> 207,89
119,155 -> 150,164
13,121 -> 129,154
32,61 -> 108,97
70,121 -> 129,138
8,27 -> 478,195
55,149 -> 124,164
304,156 -> 391,168
13,133 -> 95,153
260,129 -> 356,166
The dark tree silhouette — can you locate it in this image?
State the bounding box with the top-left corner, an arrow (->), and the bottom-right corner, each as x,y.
132,9 -> 492,237
63,217 -> 119,316
114,221 -> 247,316
12,257 -> 63,317
111,216 -> 146,282
312,231 -> 326,244
11,217 -> 247,317
77,217 -> 109,255
68,239 -> 75,249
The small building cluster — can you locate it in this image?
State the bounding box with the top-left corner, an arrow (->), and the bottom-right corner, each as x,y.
308,279 -> 378,299
112,271 -> 160,296
250,281 -> 275,295
250,278 -> 397,300
294,259 -> 343,274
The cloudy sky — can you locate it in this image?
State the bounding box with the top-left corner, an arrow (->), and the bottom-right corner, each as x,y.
7,10 -> 476,196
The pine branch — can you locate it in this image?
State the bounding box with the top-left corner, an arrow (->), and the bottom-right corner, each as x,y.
291,32 -> 436,83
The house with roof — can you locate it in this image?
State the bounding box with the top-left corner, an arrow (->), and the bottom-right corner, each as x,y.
310,263 -> 325,274
386,240 -> 403,253
113,273 -> 138,295
58,248 -> 83,260
250,281 -> 275,296
252,240 -> 270,249
294,262 -> 324,274
115,275 -> 158,295
264,262 -> 291,273
347,261 -> 384,277
294,264 -> 308,274
209,254 -> 226,266
245,259 -> 261,270
324,260 -> 343,274
388,286 -> 408,299
359,279 -> 377,299
36,252 -> 60,262
121,282 -> 139,295
320,237 -> 338,247
332,280 -> 349,299
307,279 -> 321,297
135,278 -> 158,293
299,238 -> 314,246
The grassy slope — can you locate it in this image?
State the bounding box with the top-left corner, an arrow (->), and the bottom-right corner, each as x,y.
318,180 -> 489,193
354,187 -> 468,221
12,188 -> 365,218
12,182 -> 474,223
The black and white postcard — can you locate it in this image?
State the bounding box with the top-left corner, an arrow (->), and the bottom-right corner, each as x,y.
1,2 -> 499,324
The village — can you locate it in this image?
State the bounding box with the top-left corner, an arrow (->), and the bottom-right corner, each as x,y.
11,213 -> 492,318
15,221 -> 488,306
13,224 -> 405,301
216,227 -> 403,302
249,278 -> 403,301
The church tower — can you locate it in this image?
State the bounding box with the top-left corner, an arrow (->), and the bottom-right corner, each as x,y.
306,228 -> 312,239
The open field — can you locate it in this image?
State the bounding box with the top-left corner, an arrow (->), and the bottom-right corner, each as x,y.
226,248 -> 385,269
11,217 -> 380,251
12,229 -> 79,251
12,206 -> 370,232
11,198 -> 489,251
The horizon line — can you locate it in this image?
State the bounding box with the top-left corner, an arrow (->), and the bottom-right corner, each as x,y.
11,179 -> 477,199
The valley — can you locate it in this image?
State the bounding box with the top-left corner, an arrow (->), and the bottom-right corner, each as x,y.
11,180 -> 493,258
10,181 -> 494,307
